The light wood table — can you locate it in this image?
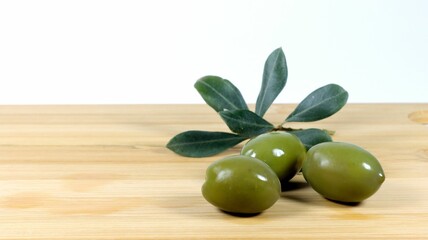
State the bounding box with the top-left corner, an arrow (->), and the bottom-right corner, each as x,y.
0,104 -> 427,239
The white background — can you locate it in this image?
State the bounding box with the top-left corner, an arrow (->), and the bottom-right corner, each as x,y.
0,0 -> 427,104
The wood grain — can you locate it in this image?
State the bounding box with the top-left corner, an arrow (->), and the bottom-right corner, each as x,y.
0,104 -> 427,239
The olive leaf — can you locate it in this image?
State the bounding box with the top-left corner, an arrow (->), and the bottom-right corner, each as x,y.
288,128 -> 332,150
195,76 -> 248,112
166,131 -> 247,157
285,84 -> 348,122
167,48 -> 349,158
255,47 -> 288,117
219,109 -> 274,138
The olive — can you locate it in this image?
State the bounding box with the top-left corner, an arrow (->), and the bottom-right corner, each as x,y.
241,132 -> 306,182
202,155 -> 281,214
302,142 -> 385,203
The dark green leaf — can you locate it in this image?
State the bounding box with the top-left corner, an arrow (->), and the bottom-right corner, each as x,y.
286,84 -> 348,122
166,131 -> 247,157
219,110 -> 274,137
288,128 -> 332,151
255,47 -> 288,117
194,76 -> 248,112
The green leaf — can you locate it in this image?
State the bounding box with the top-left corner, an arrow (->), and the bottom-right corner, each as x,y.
288,128 -> 332,151
255,47 -> 288,117
219,110 -> 274,137
194,76 -> 248,112
166,131 -> 247,157
286,84 -> 348,122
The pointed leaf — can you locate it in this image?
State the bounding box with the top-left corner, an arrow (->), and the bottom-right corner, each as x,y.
166,131 -> 247,157
194,76 -> 248,112
255,48 -> 288,117
286,84 -> 348,122
219,110 -> 274,137
288,128 -> 332,151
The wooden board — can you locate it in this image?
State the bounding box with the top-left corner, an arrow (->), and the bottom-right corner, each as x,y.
0,104 -> 427,239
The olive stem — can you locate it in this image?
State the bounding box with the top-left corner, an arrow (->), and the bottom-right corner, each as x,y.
274,125 -> 336,136
273,125 -> 303,131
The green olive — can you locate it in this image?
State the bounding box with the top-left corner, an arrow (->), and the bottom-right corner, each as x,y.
302,142 -> 385,203
241,132 -> 306,182
202,155 -> 281,214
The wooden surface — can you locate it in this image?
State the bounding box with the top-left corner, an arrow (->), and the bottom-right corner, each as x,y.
0,104 -> 427,239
